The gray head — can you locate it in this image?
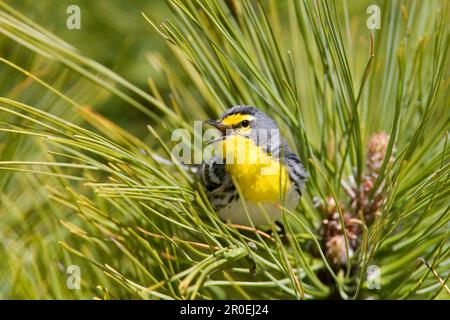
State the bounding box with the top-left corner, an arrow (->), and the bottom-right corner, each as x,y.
204,105 -> 284,153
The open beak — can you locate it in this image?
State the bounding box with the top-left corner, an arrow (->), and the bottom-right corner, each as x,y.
204,119 -> 227,133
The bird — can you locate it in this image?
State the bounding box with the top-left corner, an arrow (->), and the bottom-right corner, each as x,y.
201,105 -> 307,227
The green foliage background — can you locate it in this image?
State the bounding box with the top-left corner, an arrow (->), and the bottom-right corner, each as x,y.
0,0 -> 448,299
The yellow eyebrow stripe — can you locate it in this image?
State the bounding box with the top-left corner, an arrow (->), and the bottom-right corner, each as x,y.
222,114 -> 253,126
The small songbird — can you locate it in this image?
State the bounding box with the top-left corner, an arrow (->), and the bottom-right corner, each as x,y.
202,105 -> 306,226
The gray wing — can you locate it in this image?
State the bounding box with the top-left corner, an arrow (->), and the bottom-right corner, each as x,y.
282,148 -> 307,196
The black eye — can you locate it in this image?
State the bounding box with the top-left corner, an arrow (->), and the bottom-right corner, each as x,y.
241,120 -> 250,128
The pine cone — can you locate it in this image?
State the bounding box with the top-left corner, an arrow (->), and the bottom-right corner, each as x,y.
319,132 -> 393,268
320,197 -> 360,266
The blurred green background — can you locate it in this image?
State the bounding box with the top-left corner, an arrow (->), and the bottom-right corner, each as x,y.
3,0 -> 177,137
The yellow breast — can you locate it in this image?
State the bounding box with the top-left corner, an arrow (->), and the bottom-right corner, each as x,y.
217,135 -> 291,203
